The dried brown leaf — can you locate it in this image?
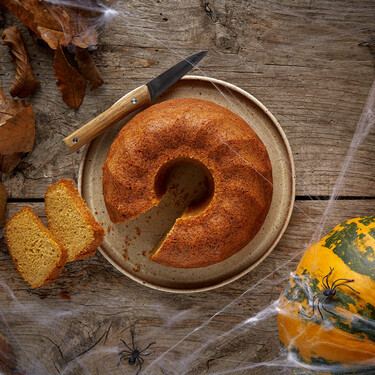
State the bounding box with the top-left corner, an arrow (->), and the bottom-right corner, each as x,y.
0,95 -> 28,124
2,0 -> 98,50
0,105 -> 35,155
0,91 -> 34,173
0,92 -> 35,156
2,25 -> 40,98
0,183 -> 8,228
1,154 -> 22,174
0,88 -> 6,101
53,44 -> 86,108
75,48 -> 104,90
0,332 -> 16,373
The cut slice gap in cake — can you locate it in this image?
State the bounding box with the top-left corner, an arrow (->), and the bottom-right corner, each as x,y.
45,179 -> 105,262
149,161 -> 214,266
5,206 -> 67,288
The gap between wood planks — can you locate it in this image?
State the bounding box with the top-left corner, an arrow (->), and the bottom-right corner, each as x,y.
6,196 -> 375,204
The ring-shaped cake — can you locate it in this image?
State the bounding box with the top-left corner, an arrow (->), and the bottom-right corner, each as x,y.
103,98 -> 273,268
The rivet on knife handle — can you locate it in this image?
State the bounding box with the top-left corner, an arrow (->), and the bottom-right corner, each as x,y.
63,85 -> 151,152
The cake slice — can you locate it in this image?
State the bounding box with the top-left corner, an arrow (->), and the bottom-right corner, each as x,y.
5,206 -> 67,288
45,179 -> 105,262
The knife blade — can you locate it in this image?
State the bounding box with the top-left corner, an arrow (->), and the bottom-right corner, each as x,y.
64,50 -> 208,152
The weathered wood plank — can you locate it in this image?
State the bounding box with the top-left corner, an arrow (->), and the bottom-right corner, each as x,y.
0,200 -> 374,374
0,0 -> 374,373
0,0 -> 374,199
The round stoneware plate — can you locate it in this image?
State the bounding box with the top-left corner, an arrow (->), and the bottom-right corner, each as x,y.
78,76 -> 295,293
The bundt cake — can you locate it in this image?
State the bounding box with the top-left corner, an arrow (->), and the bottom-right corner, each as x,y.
45,179 -> 105,262
103,98 -> 273,268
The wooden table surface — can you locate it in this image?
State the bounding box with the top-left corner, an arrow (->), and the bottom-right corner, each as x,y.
0,1 -> 374,374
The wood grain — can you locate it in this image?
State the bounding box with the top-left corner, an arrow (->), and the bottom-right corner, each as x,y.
1,200 -> 374,374
0,0 -> 374,374
0,0 -> 374,198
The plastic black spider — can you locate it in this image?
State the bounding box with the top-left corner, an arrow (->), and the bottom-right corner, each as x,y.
309,267 -> 360,321
117,326 -> 156,374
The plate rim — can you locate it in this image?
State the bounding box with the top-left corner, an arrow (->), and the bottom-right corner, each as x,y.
78,75 -> 296,293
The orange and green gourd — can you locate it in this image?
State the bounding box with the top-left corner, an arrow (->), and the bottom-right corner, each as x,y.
278,215 -> 375,374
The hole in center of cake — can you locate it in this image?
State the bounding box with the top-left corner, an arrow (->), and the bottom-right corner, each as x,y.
154,157 -> 214,213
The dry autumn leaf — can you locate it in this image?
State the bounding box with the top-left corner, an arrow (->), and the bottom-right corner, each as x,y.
0,90 -> 22,174
75,47 -> 104,91
1,154 -> 22,174
0,87 -> 35,174
0,332 -> 25,374
0,102 -> 35,155
2,0 -> 99,50
2,25 -> 40,98
0,332 -> 16,372
53,44 -> 86,108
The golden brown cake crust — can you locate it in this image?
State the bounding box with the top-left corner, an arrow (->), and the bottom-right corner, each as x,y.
5,206 -> 67,288
45,179 -> 105,261
103,98 -> 273,268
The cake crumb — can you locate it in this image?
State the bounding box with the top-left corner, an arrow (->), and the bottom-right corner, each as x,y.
135,227 -> 141,236
69,285 -> 74,290
83,285 -> 87,290
60,292 -> 70,300
142,251 -> 146,257
122,248 -> 127,260
133,265 -> 140,272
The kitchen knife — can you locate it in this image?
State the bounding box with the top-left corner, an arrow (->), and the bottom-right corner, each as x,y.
64,50 -> 208,152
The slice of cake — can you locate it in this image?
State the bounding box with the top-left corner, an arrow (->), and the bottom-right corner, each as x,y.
45,179 -> 105,262
5,206 -> 67,288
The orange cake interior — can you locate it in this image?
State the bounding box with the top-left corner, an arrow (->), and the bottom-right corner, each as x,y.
5,206 -> 67,288
45,179 -> 105,262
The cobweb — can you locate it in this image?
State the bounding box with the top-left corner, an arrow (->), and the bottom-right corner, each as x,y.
0,1 -> 374,374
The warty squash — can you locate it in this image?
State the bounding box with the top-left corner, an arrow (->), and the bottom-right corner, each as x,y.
278,215 -> 375,374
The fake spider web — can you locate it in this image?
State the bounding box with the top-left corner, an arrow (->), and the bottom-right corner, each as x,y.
0,1 -> 374,374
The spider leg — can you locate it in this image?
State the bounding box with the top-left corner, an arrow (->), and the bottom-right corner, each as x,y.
140,341 -> 156,353
321,276 -> 328,289
321,296 -> 337,317
317,299 -> 324,321
136,358 -> 143,375
323,267 -> 334,289
119,349 -> 133,355
141,351 -> 154,357
118,354 -> 130,367
331,278 -> 354,288
120,339 -> 133,352
334,283 -> 360,294
322,267 -> 334,289
308,293 -> 322,318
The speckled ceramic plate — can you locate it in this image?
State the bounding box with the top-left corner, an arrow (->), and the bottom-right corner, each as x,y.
78,76 -> 295,293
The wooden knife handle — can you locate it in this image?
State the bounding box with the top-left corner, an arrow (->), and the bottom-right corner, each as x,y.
64,85 -> 151,152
